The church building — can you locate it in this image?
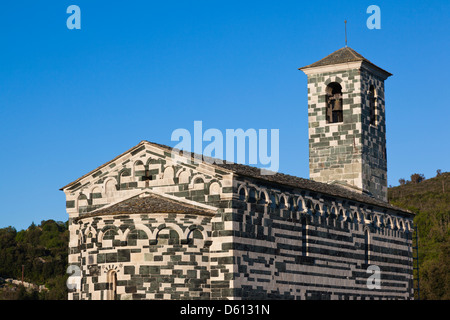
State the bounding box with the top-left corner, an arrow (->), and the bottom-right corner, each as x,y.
61,47 -> 415,300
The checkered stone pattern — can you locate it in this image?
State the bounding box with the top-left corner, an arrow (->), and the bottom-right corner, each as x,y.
232,178 -> 414,300
70,213 -> 213,300
360,68 -> 388,202
65,142 -> 236,300
306,65 -> 388,201
64,139 -> 413,300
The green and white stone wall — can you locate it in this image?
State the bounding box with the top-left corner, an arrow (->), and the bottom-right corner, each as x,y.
304,62 -> 389,201
63,139 -> 413,300
65,142 -> 237,300
231,177 -> 413,300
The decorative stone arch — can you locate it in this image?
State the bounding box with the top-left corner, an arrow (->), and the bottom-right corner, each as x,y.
373,214 -> 383,228
354,209 -> 364,223
296,196 -> 305,212
269,192 -> 279,209
337,207 -> 345,221
117,168 -> 132,190
237,184 -> 248,201
391,217 -> 399,230
279,194 -> 288,209
397,218 -> 405,231
343,208 -> 352,221
329,205 -> 338,218
247,186 -> 258,203
83,225 -> 97,242
145,157 -> 163,167
385,216 -> 394,229
191,174 -> 205,184
190,174 -> 206,190
162,165 -> 175,181
324,76 -> 347,92
391,216 -> 398,230
89,186 -> 102,205
133,160 -> 146,180
349,209 -> 359,223
209,181 -> 222,196
186,225 -> 208,246
123,224 -> 152,244
106,269 -> 118,300
287,196 -> 295,211
404,219 -> 412,232
313,202 -> 321,216
98,225 -> 123,243
103,177 -> 117,197
258,188 -> 269,205
77,193 -> 89,212
89,185 -> 102,196
305,199 -> 314,214
77,229 -> 84,247
145,158 -> 164,179
362,209 -> 374,225
155,224 -> 184,245
177,169 -> 191,184
321,202 -> 330,217
324,76 -> 347,124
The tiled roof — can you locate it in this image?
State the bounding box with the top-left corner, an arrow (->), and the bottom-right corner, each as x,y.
214,162 -> 411,214
62,140 -> 413,217
299,46 -> 392,76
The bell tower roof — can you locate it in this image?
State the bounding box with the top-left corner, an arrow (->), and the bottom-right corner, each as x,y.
299,46 -> 392,78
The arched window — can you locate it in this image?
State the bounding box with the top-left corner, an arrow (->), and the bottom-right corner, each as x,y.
322,204 -> 329,217
193,177 -> 204,184
105,179 -> 116,197
326,82 -> 343,123
288,197 -> 295,211
306,200 -> 313,214
102,229 -> 118,248
270,194 -> 278,209
248,188 -> 257,203
133,161 -> 145,180
188,229 -> 204,246
107,270 -> 117,300
77,194 -> 88,213
239,187 -> 246,201
279,196 -> 286,209
258,191 -> 267,205
178,170 -> 190,184
368,85 -> 377,126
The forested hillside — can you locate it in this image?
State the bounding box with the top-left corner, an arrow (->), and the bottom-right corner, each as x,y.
388,171 -> 450,300
0,220 -> 68,300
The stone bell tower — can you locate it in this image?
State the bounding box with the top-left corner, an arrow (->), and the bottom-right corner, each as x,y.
299,47 -> 392,202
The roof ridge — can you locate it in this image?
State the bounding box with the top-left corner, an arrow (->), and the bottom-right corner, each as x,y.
75,189 -> 217,221
61,139 -> 411,214
346,46 -> 362,59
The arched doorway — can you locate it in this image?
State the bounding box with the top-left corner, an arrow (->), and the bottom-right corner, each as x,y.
107,270 -> 117,300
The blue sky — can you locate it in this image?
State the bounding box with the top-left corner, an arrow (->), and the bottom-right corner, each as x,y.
0,0 -> 449,230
